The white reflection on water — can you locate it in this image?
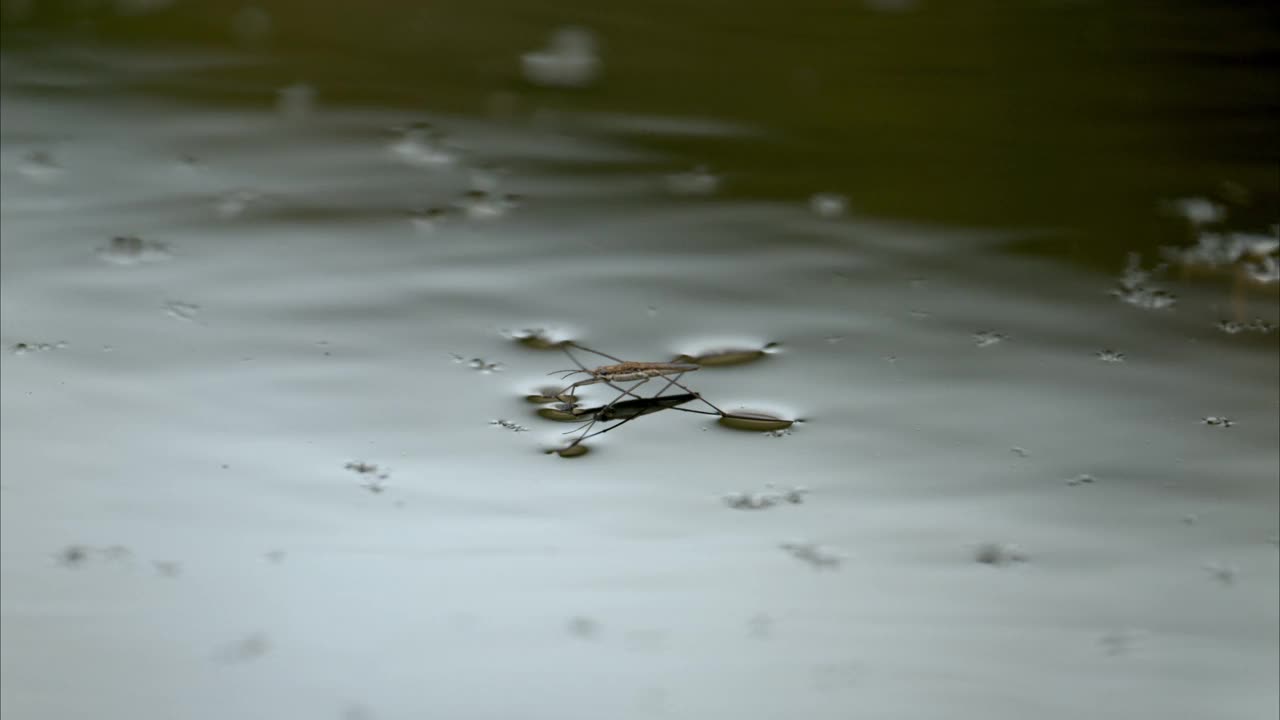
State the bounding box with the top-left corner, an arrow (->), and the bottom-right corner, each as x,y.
1,47 -> 1277,720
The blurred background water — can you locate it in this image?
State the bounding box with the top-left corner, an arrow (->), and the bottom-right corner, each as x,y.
1,2 -> 1277,719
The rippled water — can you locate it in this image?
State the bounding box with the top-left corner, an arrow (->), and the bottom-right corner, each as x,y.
2,40 -> 1278,720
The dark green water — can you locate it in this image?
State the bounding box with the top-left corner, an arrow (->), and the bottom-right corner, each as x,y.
5,0 -> 1278,240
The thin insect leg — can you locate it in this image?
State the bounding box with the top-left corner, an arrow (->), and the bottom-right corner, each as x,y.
565,342 -> 626,363
570,392 -> 676,445
654,375 -> 729,416
636,374 -> 727,418
572,415 -> 640,444
563,379 -> 645,435
558,344 -> 725,418
564,379 -> 648,440
566,374 -> 690,447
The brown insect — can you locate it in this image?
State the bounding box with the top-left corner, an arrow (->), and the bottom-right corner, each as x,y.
548,343 -> 732,447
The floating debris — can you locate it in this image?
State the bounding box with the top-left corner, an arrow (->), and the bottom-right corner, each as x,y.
1066,473 -> 1096,487
96,235 -> 173,265
1203,561 -> 1238,586
1202,416 -> 1234,428
408,206 -> 450,232
1112,253 -> 1176,310
215,189 -> 262,219
345,461 -> 389,492
344,461 -> 383,475
1163,196 -> 1225,226
1244,254 -> 1280,285
1095,349 -> 1126,363
10,341 -> 67,355
490,419 -> 530,432
809,192 -> 848,218
18,150 -> 62,181
1216,318 -> 1277,335
163,300 -> 201,322
973,542 -> 1028,566
452,189 -> 521,220
522,26 -> 600,88
504,327 -> 571,350
1162,230 -> 1278,271
388,122 -> 458,167
55,545 -> 90,567
467,358 -> 503,373
972,330 -> 1007,347
450,354 -> 504,373
1010,447 -> 1031,458
723,485 -> 808,510
780,541 -> 842,570
665,165 -> 720,196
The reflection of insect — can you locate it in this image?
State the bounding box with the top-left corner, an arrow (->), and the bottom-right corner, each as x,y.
549,343 -> 732,447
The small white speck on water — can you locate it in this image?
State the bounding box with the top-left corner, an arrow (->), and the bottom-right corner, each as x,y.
973,330 -> 1007,347
521,26 -> 600,89
808,192 -> 848,218
96,235 -> 172,265
664,165 -> 720,196
163,300 -> 201,322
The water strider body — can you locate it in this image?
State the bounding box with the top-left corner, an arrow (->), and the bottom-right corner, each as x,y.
552,360 -> 700,399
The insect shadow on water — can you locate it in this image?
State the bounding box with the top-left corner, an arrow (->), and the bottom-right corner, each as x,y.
544,342 -> 785,451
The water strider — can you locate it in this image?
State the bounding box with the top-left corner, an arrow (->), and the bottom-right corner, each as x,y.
542,342 -> 791,451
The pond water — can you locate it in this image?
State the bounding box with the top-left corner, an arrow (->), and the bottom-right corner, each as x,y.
1,10 -> 1278,720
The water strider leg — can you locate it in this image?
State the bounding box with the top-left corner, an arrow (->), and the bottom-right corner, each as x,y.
560,344 -> 760,421
561,345 -> 721,416
565,373 -> 692,447
564,378 -> 650,443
